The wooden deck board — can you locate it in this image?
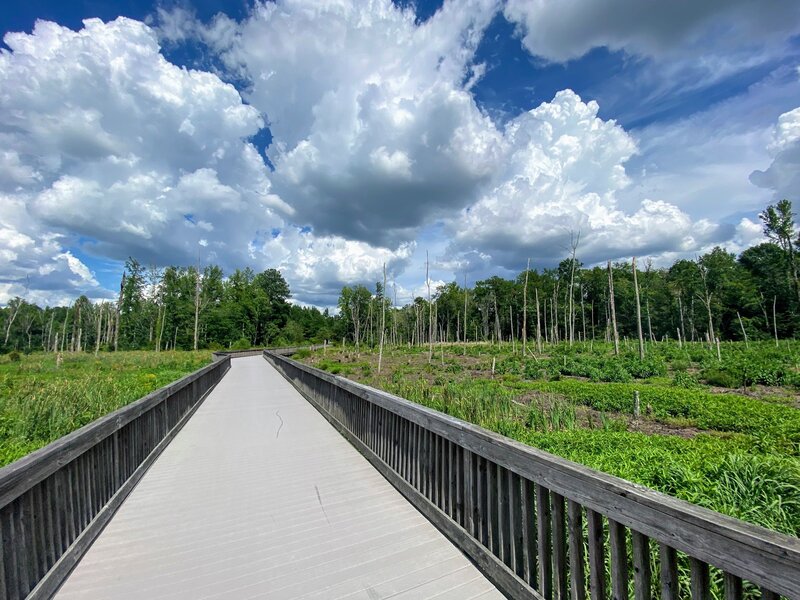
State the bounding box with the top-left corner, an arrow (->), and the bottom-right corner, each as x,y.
55,356 -> 503,599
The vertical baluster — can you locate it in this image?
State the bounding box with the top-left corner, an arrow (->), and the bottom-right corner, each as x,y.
723,573 -> 742,600
760,589 -> 779,600
568,500 -> 586,600
1,505 -> 19,600
437,436 -> 444,509
478,457 -> 488,546
33,486 -> 47,582
552,493 -> 567,600
609,519 -> 628,600
510,472 -> 523,576
521,478 -> 537,587
15,499 -> 31,596
436,434 -> 443,507
586,508 -> 606,600
455,445 -> 463,525
41,477 -> 57,573
537,484 -> 553,600
690,559 -> 709,600
632,531 -> 651,600
463,449 -> 474,537
497,465 -> 509,565
0,507 -> 6,600
487,460 -> 497,555
66,462 -> 78,546
402,419 -> 409,482
425,429 -> 433,499
447,440 -> 455,517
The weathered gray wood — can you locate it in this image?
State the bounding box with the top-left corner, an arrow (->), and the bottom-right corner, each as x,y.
265,353 -> 800,598
499,466 -> 510,565
260,358 -> 517,600
690,558 -> 710,600
522,478 -> 537,588
28,371 -> 222,600
0,359 -> 228,508
760,588 -> 779,600
464,449 -> 475,537
723,572 -> 742,600
568,500 -> 586,600
632,531 -> 651,600
511,472 -> 523,576
537,484 -> 553,600
488,456 -> 497,555
587,509 -> 606,600
609,519 -> 628,600
552,492 -> 568,600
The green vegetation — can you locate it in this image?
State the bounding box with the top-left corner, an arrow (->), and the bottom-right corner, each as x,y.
0,350 -> 210,467
300,340 -> 800,536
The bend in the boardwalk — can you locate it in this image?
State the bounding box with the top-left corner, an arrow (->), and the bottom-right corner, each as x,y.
56,355 -> 502,599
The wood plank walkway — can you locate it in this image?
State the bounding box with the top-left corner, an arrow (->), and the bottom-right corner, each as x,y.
55,356 -> 503,599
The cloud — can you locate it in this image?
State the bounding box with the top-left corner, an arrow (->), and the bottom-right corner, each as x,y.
0,3 -> 787,308
253,228 -> 415,307
504,0 -> 800,63
0,17 -> 287,304
444,90 -> 736,270
215,0 -> 504,247
750,105 -> 800,202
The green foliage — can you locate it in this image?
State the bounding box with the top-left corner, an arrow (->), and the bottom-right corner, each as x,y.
0,351 -> 210,467
8,351 -> 20,362
298,340 -> 800,535
231,337 -> 252,350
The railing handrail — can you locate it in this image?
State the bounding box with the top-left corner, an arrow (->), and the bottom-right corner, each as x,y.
1,355 -> 230,599
0,357 -> 228,509
265,350 -> 800,599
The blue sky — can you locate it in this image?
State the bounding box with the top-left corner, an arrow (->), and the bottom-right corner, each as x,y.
1,0 -> 799,306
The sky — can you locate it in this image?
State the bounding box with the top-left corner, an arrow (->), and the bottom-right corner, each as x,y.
1,0 -> 799,308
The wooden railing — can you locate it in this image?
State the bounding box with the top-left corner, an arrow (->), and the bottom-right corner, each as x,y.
0,356 -> 230,600
264,350 -> 800,600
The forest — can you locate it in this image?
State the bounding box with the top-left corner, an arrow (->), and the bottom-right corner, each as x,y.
1,200 -> 800,354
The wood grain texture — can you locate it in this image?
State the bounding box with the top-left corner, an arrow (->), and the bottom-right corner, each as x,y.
56,357 -> 504,600
265,352 -> 800,599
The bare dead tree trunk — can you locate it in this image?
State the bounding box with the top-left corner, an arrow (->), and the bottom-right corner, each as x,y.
493,294 -> 501,344
773,295 -> 779,347
522,258 -> 529,356
427,251 -> 432,363
535,287 -> 542,353
193,269 -> 201,351
61,305 -> 70,353
737,311 -> 749,349
543,297 -> 549,345
580,285 -> 587,343
568,231 -> 580,345
632,256 -> 645,359
95,304 -> 102,356
378,263 -> 387,374
46,311 -> 55,352
4,299 -> 21,346
607,261 -> 620,355
114,274 -> 125,352
463,273 -> 468,355
677,294 -> 686,344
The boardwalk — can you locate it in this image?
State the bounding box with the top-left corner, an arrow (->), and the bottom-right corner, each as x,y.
55,356 -> 503,599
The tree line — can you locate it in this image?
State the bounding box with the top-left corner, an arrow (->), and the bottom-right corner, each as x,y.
1,260 -> 335,353
336,200 -> 800,356
2,199 -> 799,356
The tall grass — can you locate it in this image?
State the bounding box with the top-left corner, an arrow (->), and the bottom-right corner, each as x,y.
0,351 -> 210,466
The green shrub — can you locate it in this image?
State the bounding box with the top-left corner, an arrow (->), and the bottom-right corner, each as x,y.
701,367 -> 739,388
231,338 -> 251,350
8,351 -> 20,363
672,371 -> 700,388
